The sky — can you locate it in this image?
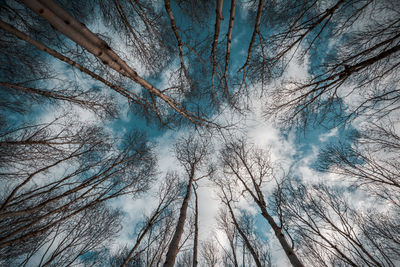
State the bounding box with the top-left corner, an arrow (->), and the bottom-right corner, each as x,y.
1,0 -> 399,266
101,3 -> 357,265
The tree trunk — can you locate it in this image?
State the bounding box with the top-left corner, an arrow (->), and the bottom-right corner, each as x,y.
230,147 -> 305,267
192,184 -> 199,267
226,199 -> 262,267
223,0 -> 236,91
21,0 -> 213,126
163,167 -> 195,267
259,206 -> 304,267
0,20 -> 149,107
211,0 -> 224,89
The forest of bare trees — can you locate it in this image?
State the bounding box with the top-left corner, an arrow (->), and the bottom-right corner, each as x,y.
0,0 -> 399,266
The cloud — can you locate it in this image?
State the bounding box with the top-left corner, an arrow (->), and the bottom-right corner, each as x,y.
196,182 -> 222,238
319,127 -> 338,142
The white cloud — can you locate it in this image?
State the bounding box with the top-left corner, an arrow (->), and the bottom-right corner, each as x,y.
319,127 -> 338,142
196,182 -> 222,239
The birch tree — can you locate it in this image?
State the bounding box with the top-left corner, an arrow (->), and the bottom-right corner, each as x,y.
264,0 -> 400,127
1,0 -> 218,127
163,136 -> 211,267
215,177 -> 271,267
274,181 -> 400,266
220,139 -> 304,267
121,172 -> 181,267
2,204 -> 121,267
0,117 -> 155,262
318,120 -> 400,207
201,238 -> 220,267
217,207 -> 240,267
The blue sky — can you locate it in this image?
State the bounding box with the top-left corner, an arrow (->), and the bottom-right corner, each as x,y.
3,0 -> 398,266
93,2 -> 359,265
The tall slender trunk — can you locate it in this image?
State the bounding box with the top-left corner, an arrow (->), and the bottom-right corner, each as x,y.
230,152 -> 305,267
240,0 -> 264,71
20,0 -> 214,126
192,184 -> 199,267
164,0 -> 189,80
225,197 -> 262,267
259,206 -> 304,267
163,167 -> 195,267
0,20 -> 149,108
223,0 -> 236,96
211,0 -> 224,91
229,229 -> 239,267
0,82 -> 105,110
121,218 -> 154,267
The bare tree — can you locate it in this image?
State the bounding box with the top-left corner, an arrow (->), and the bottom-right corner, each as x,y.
143,209 -> 177,267
24,204 -> 120,267
210,0 -> 224,94
192,182 -> 199,267
318,121 -> 400,207
121,172 -> 181,267
2,1 -> 399,266
217,207 -> 240,267
99,0 -> 172,73
264,0 -> 400,127
238,0 -> 265,92
0,80 -> 117,119
216,178 -> 268,267
164,0 -> 190,85
200,238 -> 220,267
163,135 -> 211,267
1,0 -> 219,127
0,117 -> 155,260
238,212 -> 273,267
220,139 -> 304,267
0,19 -> 118,119
222,0 -> 237,99
275,181 -> 400,266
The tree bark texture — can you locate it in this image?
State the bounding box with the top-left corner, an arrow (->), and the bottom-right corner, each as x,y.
163,167 -> 195,267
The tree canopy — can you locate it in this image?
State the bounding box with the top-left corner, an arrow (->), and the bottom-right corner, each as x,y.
1,0 -> 399,266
